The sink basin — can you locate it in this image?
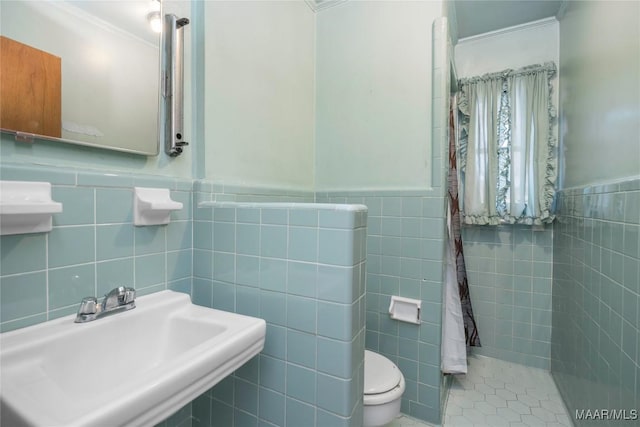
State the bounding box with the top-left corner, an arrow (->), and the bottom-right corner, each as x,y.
0,290 -> 266,427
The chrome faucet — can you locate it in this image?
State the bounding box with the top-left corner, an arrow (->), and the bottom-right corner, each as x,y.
75,286 -> 136,323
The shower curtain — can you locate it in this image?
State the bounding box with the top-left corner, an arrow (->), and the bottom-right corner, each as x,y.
442,97 -> 481,374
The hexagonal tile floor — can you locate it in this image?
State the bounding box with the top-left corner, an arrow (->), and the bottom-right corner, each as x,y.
443,355 -> 572,426
387,356 -> 572,427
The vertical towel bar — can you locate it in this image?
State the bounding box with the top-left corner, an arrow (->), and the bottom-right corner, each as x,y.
161,14 -> 190,157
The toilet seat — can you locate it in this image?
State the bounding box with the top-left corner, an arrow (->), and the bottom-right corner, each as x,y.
364,350 -> 406,406
364,350 -> 401,394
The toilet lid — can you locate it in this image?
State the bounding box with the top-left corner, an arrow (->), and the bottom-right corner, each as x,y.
364,350 -> 401,394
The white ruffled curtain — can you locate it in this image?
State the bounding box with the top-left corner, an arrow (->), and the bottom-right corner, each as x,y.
457,63 -> 557,225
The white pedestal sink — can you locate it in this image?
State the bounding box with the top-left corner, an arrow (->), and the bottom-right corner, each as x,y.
0,290 -> 266,427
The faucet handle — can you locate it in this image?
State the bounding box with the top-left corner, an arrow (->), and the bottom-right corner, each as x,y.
123,288 -> 136,304
102,286 -> 136,310
105,286 -> 125,299
110,286 -> 135,305
78,297 -> 98,315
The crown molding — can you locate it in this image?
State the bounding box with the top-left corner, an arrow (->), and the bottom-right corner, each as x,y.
458,16 -> 558,44
304,0 -> 348,13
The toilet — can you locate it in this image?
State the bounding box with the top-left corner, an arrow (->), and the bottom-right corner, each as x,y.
363,350 -> 406,427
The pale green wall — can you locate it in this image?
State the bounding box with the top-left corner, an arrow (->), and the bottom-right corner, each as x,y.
558,0 -> 640,189
1,0 -> 316,186
3,0 -> 447,190
202,1 -> 315,190
552,2 -> 640,420
0,133 -> 193,178
315,0 -> 443,191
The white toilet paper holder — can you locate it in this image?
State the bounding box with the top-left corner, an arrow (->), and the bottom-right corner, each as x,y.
388,296 -> 421,324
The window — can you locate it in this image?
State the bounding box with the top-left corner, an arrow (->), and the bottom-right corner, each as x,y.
456,62 -> 557,225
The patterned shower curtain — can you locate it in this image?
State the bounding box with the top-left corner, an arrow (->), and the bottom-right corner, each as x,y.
448,100 -> 481,347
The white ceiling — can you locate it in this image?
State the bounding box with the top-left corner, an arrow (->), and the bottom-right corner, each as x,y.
67,0 -> 159,45
454,0 -> 563,39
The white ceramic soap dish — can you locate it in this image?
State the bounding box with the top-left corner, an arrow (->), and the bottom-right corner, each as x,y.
0,181 -> 63,235
133,187 -> 183,226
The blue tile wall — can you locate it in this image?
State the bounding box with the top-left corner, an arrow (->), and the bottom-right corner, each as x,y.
461,225 -> 554,369
0,163 -> 194,426
191,198 -> 367,427
193,181 -> 315,206
551,179 -> 639,425
1,166 -> 451,426
0,163 -> 193,333
316,190 -> 447,425
154,402 -> 193,427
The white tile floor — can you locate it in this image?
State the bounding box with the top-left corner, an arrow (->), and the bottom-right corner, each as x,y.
388,355 -> 573,427
388,414 -> 435,427
443,355 -> 572,427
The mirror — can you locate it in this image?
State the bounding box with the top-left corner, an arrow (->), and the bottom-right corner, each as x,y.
0,0 -> 160,155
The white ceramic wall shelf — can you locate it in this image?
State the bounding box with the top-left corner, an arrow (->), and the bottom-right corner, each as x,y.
0,181 -> 63,235
133,187 -> 183,226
